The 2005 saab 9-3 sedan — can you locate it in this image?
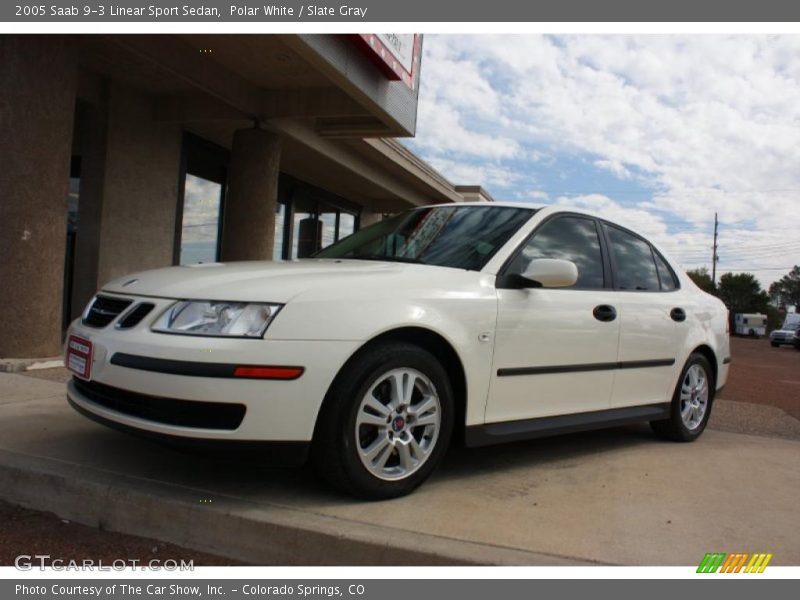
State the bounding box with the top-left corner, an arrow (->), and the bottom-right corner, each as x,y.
66,203 -> 730,498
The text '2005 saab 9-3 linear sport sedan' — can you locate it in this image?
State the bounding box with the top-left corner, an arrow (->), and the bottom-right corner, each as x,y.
65,203 -> 730,498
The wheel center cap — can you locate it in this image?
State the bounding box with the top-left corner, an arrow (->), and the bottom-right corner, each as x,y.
392,416 -> 406,432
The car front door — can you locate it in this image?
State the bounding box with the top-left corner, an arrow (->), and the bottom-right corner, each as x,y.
485,215 -> 621,424
602,223 -> 686,408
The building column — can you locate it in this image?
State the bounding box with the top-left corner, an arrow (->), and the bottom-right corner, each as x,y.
95,82 -> 182,286
0,36 -> 77,358
359,210 -> 385,228
221,128 -> 281,261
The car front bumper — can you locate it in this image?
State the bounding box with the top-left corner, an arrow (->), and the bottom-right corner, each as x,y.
65,319 -> 360,444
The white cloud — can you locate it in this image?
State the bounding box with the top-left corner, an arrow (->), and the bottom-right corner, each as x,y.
427,157 -> 522,189
548,193 -> 798,287
525,190 -> 550,200
593,159 -> 632,180
412,98 -> 521,160
409,34 -> 800,286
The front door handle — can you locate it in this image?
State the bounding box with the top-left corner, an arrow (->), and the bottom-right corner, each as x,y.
593,305 -> 617,322
670,307 -> 687,322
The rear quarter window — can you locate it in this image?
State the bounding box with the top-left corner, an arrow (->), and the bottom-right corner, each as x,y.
604,224 -> 660,291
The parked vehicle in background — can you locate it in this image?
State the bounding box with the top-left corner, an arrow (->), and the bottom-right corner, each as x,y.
64,203 -> 731,499
794,327 -> 800,351
782,313 -> 800,329
770,321 -> 800,347
734,313 -> 767,337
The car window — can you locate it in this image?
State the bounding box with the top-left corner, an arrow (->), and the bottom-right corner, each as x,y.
507,216 -> 605,289
315,206 -> 534,271
605,225 -> 660,291
653,252 -> 679,291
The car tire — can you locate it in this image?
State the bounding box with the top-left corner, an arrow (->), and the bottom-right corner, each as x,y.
311,341 -> 454,499
771,342 -> 779,347
650,353 -> 715,442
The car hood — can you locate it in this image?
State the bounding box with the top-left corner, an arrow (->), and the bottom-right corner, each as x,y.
102,259 -> 442,303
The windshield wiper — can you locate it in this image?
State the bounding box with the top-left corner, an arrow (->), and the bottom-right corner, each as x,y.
348,254 -> 426,265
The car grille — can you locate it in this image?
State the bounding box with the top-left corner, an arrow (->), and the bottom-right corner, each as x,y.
73,378 -> 246,430
117,303 -> 155,329
82,295 -> 133,328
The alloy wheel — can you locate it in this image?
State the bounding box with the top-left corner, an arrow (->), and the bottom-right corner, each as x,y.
680,363 -> 709,430
354,367 -> 441,481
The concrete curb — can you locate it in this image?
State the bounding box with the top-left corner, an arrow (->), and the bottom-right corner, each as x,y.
0,357 -> 63,373
0,448 -> 594,566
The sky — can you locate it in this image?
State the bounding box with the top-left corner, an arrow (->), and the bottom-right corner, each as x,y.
404,35 -> 800,289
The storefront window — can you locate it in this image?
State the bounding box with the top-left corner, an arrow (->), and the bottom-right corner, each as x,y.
319,207 -> 337,248
273,203 -> 285,260
179,174 -> 223,264
176,134 -> 228,265
339,213 -> 356,240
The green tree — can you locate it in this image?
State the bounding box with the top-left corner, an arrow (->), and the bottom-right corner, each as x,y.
717,272 -> 771,328
686,267 -> 716,294
768,266 -> 800,309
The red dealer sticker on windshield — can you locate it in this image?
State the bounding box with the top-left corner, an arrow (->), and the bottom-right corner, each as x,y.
66,335 -> 93,380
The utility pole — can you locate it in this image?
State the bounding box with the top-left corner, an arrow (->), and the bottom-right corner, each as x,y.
711,212 -> 719,287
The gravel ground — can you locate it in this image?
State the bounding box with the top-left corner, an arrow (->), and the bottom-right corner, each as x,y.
0,500 -> 245,567
720,337 -> 800,420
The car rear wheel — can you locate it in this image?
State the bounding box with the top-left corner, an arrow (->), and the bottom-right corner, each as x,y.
312,341 -> 454,499
651,353 -> 714,442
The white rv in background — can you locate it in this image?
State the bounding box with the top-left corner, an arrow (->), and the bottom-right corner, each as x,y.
734,313 -> 767,337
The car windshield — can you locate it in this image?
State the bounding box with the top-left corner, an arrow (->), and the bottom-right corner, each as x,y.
315,205 -> 535,271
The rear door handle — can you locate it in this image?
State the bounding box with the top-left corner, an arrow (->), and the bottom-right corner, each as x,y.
670,307 -> 687,322
593,305 -> 617,322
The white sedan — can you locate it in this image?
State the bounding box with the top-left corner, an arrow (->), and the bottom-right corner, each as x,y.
65,203 -> 730,498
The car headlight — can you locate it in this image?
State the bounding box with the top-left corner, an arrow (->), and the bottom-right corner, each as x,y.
152,301 -> 282,338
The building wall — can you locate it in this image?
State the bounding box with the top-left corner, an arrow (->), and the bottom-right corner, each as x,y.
95,83 -> 183,287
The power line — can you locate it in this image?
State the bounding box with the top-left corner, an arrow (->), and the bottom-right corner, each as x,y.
713,266 -> 796,272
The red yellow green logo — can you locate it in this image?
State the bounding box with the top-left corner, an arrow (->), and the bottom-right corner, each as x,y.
697,553 -> 773,573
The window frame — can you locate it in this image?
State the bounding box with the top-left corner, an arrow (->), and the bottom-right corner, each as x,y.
651,246 -> 681,292
497,212 -> 613,291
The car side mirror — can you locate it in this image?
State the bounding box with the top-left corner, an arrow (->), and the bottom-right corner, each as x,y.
521,258 -> 579,288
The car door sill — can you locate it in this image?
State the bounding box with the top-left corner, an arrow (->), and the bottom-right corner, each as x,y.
465,403 -> 671,447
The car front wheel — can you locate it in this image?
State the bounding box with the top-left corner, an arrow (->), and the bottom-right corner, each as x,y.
312,341 -> 454,499
651,353 -> 714,442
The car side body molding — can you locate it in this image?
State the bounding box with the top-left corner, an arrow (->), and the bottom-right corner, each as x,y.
496,358 -> 676,377
110,352 -> 305,380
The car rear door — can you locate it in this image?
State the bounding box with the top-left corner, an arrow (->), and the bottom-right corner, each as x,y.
601,223 -> 687,408
485,214 -> 621,424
